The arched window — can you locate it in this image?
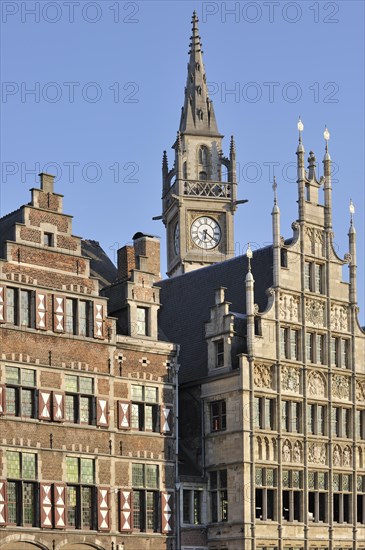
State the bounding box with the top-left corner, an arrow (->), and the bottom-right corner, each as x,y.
199,171 -> 207,181
198,146 -> 208,167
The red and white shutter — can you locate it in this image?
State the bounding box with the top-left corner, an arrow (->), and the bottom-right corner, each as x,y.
119,489 -> 132,532
161,492 -> 174,534
38,390 -> 52,420
0,385 -> 6,415
96,398 -> 109,427
40,483 -> 53,528
52,391 -> 65,422
53,295 -> 65,333
97,487 -> 110,531
94,302 -> 104,339
36,291 -> 47,330
0,481 -> 7,526
53,484 -> 66,529
0,286 -> 6,323
118,401 -> 131,430
160,405 -> 173,434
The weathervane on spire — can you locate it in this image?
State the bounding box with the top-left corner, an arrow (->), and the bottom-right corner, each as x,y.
324,125 -> 330,153
246,243 -> 253,272
272,175 -> 278,205
297,116 -> 304,143
349,199 -> 355,225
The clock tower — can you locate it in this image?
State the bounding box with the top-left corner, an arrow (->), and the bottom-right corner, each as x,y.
161,12 -> 242,277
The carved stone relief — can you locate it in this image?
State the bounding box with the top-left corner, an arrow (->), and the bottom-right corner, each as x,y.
293,441 -> 302,463
304,226 -> 324,256
306,299 -> 325,326
307,371 -> 326,397
254,364 -> 272,389
279,294 -> 299,322
308,442 -> 326,465
330,304 -> 349,332
281,366 -> 300,393
332,375 -> 350,400
356,380 -> 365,402
282,440 -> 292,462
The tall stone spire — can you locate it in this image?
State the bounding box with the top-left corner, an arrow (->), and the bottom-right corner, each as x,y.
179,11 -> 220,137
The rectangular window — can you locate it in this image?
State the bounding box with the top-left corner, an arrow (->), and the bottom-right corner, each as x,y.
314,264 -> 322,293
136,307 -> 148,336
356,410 -> 365,440
210,469 -> 228,523
5,366 -> 36,418
282,470 -> 302,522
132,463 -> 159,532
282,401 -> 301,433
330,337 -> 338,366
65,375 -> 94,425
308,471 -> 328,523
66,457 -> 95,530
183,489 -> 202,525
290,330 -> 299,361
316,334 -> 324,364
255,397 -> 276,431
215,339 -> 224,367
306,333 -> 313,363
304,262 -> 311,290
66,298 -> 76,334
255,468 -> 277,521
44,232 -> 54,246
357,476 -> 365,524
307,404 -> 325,435
6,451 -> 37,527
20,290 -> 31,327
341,339 -> 349,368
131,385 -> 159,432
332,407 -> 351,438
333,474 -> 351,523
6,288 -> 17,324
211,400 -> 226,432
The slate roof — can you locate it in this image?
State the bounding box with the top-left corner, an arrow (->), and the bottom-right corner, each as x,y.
81,239 -> 117,288
157,246 -> 274,384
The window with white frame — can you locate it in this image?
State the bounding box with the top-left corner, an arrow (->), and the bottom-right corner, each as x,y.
6,451 -> 38,527
5,366 -> 36,418
65,375 -> 94,425
131,384 -> 159,432
182,489 -> 203,525
66,457 -> 95,530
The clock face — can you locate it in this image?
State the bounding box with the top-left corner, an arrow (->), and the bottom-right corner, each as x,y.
191,216 -> 221,249
174,222 -> 180,255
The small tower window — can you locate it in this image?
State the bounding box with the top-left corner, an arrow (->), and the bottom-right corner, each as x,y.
44,232 -> 54,246
136,307 -> 148,336
198,146 -> 208,167
199,171 -> 207,181
305,184 -> 310,201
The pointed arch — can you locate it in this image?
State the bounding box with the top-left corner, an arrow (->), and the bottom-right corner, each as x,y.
256,436 -> 262,460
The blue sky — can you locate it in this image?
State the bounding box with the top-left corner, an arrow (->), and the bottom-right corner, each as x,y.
1,0 -> 364,322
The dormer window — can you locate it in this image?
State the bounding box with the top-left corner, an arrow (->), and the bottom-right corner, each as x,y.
44,232 -> 54,247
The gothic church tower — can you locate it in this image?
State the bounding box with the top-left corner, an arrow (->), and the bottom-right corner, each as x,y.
161,12 -> 240,277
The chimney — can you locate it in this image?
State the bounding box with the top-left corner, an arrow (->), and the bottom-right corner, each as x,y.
39,173 -> 55,194
133,233 -> 161,278
117,245 -> 136,281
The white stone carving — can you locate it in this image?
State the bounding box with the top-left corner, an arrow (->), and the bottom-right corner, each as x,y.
330,304 -> 349,332
308,442 -> 326,465
254,364 -> 272,389
333,445 -> 341,466
356,380 -> 365,402
307,371 -> 326,397
279,294 -> 299,322
332,375 -> 350,400
293,441 -> 302,463
306,299 -> 325,326
343,446 -> 351,467
281,366 -> 300,393
282,440 -> 292,462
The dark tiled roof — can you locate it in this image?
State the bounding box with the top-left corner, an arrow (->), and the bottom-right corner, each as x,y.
157,247 -> 273,384
81,239 -> 117,288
